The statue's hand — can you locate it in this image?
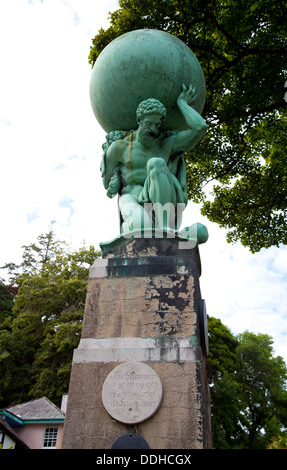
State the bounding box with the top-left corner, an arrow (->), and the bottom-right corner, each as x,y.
138,185 -> 149,204
106,166 -> 122,198
177,84 -> 196,106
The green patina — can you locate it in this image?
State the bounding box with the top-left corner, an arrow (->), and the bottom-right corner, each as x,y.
90,29 -> 209,245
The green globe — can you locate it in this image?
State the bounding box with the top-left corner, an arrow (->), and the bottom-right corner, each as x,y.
89,29 -> 206,133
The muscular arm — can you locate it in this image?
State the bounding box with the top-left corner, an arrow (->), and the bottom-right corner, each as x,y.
101,140 -> 122,190
172,84 -> 207,154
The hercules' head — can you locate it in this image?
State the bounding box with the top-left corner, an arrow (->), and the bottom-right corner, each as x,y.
136,98 -> 167,125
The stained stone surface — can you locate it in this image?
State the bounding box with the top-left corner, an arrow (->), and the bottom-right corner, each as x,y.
102,362 -> 163,424
62,240 -> 212,449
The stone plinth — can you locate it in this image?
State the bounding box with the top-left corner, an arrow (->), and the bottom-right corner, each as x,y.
62,237 -> 212,449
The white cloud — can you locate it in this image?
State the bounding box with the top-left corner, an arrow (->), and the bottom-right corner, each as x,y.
0,0 -> 117,256
0,0 -> 286,365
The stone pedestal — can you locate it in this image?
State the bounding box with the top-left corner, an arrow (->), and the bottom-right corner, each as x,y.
62,237 -> 212,449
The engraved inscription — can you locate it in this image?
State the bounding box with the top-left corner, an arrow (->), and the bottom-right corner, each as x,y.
102,362 -> 163,424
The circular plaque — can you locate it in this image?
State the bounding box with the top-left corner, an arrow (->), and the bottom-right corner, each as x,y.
102,362 -> 163,424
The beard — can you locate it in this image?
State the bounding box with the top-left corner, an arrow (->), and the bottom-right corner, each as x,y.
138,127 -> 161,145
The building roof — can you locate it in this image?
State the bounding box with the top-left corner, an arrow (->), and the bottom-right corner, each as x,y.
7,397 -> 65,422
0,416 -> 29,448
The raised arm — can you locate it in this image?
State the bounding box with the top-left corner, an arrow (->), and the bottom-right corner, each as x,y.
172,84 -> 207,154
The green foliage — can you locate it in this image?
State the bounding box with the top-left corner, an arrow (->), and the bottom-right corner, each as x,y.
0,282 -> 17,322
207,316 -> 244,448
207,316 -> 240,378
208,318 -> 287,448
1,229 -> 287,448
0,229 -> 100,407
236,331 -> 287,448
89,0 -> 287,252
267,432 -> 287,449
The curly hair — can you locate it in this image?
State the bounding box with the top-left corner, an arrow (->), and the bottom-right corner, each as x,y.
136,98 -> 167,123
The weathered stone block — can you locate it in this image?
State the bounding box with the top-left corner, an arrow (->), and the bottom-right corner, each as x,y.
62,238 -> 212,449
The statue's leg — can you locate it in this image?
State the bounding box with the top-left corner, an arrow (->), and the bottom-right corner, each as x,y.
119,193 -> 152,233
146,158 -> 178,230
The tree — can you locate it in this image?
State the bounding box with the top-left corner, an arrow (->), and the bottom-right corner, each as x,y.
0,281 -> 18,322
89,0 -> 287,252
1,230 -> 287,448
236,331 -> 287,448
1,225 -> 65,286
207,319 -> 287,448
207,316 -> 245,448
0,229 -> 100,407
267,432 -> 287,449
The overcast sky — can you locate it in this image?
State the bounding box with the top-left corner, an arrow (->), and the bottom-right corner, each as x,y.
1,0 -> 287,363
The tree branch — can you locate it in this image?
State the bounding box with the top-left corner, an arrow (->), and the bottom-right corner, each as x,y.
206,9 -> 245,51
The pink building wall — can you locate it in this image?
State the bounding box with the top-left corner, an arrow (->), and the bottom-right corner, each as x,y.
15,423 -> 64,449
